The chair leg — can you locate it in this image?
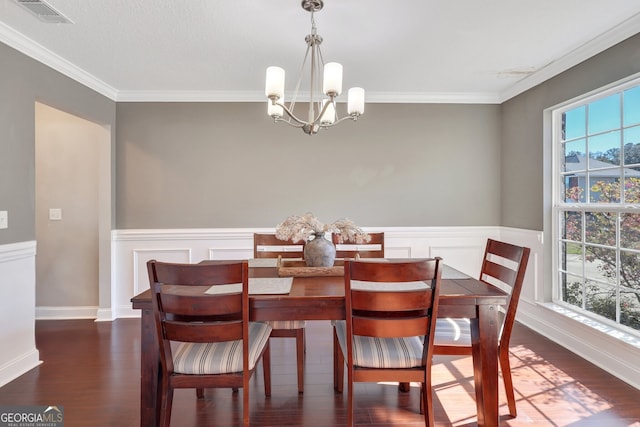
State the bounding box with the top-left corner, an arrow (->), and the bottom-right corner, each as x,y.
422,379 -> 435,427
347,370 -> 354,427
500,348 -> 517,417
196,388 -> 204,398
296,328 -> 305,393
398,382 -> 411,392
243,383 -> 250,427
263,341 -> 272,397
160,386 -> 173,427
333,330 -> 337,389
243,367 -> 251,427
333,329 -> 344,393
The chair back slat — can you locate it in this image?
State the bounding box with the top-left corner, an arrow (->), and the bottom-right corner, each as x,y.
159,291 -> 242,317
485,238 -> 525,262
349,258 -> 436,282
254,233 -> 304,259
351,289 -> 433,312
164,320 -> 243,343
353,316 -> 430,338
150,260 -> 245,285
481,260 -> 517,286
333,232 -> 384,259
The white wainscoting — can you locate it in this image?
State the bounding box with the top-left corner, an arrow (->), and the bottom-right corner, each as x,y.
0,241 -> 41,387
111,226 -> 640,390
5,227 -> 633,391
112,226 -> 502,318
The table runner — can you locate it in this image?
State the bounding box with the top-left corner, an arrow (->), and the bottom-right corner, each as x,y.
205,277 -> 294,295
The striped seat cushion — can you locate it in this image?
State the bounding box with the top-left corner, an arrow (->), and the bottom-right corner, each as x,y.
334,321 -> 424,369
266,320 -> 306,329
433,318 -> 472,346
172,321 -> 272,375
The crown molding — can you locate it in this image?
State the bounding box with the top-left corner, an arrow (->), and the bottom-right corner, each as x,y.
116,90 -> 501,104
499,12 -> 640,103
115,90 -> 260,103
0,21 -> 118,100
3,12 -> 638,106
363,91 -> 501,104
0,23 -> 503,105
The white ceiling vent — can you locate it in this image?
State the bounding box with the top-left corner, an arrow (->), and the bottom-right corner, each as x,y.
13,0 -> 72,24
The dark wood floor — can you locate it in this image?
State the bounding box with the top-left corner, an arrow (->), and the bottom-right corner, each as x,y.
0,319 -> 639,427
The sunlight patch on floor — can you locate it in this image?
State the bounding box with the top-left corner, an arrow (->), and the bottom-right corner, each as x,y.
430,345 -> 619,426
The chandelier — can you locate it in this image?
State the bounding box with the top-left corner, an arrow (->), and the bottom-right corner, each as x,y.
264,0 -> 365,136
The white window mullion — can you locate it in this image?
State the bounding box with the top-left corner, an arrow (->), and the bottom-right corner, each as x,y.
581,210 -> 587,310
616,212 -> 622,323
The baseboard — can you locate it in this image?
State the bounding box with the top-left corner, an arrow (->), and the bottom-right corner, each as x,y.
35,306 -> 98,320
115,306 -> 142,319
0,349 -> 41,388
95,308 -> 115,322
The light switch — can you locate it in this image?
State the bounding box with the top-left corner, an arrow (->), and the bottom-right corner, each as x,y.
49,208 -> 62,221
0,211 -> 7,229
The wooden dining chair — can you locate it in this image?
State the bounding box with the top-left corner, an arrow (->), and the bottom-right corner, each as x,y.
333,258 -> 443,427
332,231 -> 384,259
253,233 -> 306,393
433,238 -> 530,417
147,260 -> 272,427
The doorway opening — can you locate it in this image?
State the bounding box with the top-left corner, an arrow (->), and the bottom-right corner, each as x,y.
35,102 -> 112,320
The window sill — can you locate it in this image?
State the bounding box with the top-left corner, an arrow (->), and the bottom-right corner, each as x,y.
538,302 -> 640,349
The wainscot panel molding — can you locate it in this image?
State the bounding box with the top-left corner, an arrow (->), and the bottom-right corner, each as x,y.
110,227 -> 640,391
0,241 -> 41,387
112,227 -> 502,318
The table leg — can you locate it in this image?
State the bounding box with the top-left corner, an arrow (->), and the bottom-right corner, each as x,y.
140,308 -> 159,427
470,304 -> 500,427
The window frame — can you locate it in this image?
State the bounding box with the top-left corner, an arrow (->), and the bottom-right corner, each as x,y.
551,73 -> 640,336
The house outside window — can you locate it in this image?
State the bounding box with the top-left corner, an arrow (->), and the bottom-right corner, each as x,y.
553,77 -> 640,334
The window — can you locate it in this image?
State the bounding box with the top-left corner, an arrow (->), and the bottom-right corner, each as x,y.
553,77 -> 640,334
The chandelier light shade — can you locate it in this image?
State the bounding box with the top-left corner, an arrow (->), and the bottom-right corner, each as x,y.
265,0 -> 365,135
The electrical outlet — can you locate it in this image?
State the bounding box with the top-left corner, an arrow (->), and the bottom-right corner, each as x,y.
49,208 -> 62,221
0,211 -> 7,229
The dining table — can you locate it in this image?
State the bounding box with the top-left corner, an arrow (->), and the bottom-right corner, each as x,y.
131,261 -> 508,427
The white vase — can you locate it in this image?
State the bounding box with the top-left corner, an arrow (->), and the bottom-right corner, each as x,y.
303,233 -> 336,267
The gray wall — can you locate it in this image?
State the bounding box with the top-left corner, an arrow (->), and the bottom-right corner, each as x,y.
116,102 -> 502,229
501,33 -> 640,231
35,103 -> 103,307
0,42 -> 116,246
3,31 -> 639,244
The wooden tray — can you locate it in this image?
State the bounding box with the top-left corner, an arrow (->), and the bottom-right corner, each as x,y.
277,258 -> 345,277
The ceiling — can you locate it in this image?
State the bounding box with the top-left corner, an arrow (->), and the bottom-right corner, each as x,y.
1,0 -> 640,103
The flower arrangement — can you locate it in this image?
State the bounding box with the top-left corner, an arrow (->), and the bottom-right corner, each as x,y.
275,213 -> 371,244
